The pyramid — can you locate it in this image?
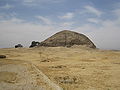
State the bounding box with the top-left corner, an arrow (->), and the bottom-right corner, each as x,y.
38,30 -> 96,48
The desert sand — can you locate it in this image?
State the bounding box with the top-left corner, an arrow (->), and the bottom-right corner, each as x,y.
0,46 -> 120,90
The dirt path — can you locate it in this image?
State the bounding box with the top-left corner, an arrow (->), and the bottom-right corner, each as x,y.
31,63 -> 63,90
0,58 -> 63,90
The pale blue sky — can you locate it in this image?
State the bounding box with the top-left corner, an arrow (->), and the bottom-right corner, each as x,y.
0,0 -> 120,49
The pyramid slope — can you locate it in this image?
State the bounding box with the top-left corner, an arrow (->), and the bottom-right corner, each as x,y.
39,30 -> 96,48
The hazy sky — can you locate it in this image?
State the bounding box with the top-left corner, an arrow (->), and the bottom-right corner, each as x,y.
0,0 -> 120,49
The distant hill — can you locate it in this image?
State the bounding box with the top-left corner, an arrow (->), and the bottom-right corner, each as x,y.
38,30 -> 96,48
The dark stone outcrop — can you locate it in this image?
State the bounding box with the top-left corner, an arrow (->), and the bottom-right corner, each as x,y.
39,30 -> 96,48
29,41 -> 40,48
0,55 -> 6,58
15,44 -> 23,48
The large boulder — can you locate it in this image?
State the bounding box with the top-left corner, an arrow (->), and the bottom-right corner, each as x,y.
39,30 -> 96,48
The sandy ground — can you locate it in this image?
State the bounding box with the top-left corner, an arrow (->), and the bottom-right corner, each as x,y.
0,46 -> 120,90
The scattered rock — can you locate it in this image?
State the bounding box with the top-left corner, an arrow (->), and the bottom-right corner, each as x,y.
0,55 -> 6,58
82,67 -> 85,69
50,65 -> 66,68
41,59 -> 50,62
54,76 -> 78,84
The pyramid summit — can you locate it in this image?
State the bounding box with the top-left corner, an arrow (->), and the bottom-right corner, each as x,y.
38,30 -> 96,48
